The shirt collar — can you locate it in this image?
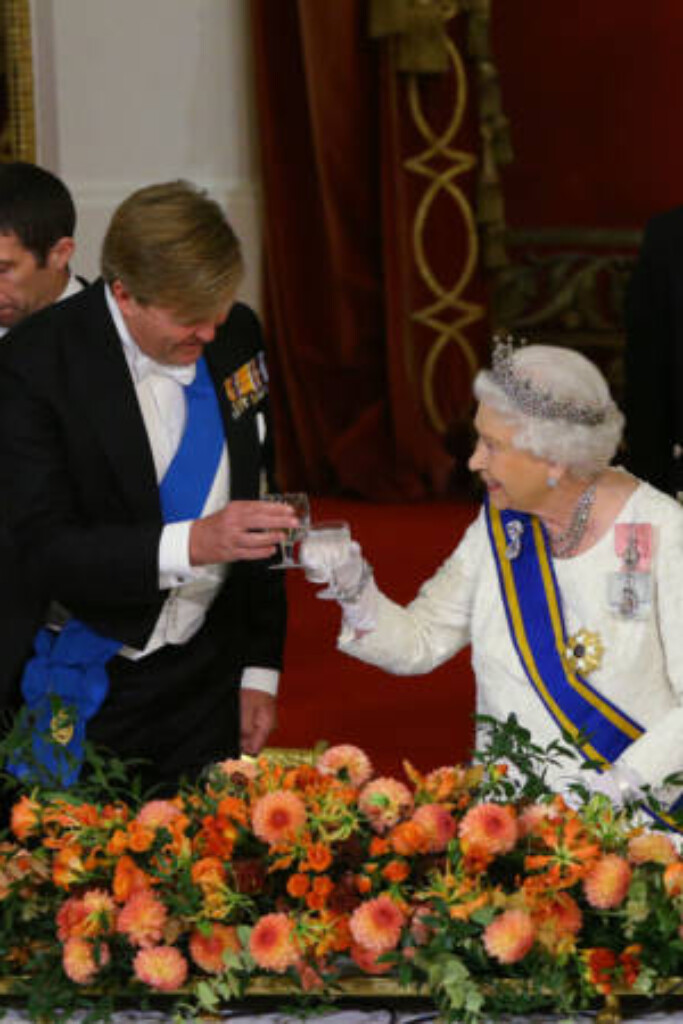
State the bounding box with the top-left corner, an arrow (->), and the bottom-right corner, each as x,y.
104,284 -> 196,386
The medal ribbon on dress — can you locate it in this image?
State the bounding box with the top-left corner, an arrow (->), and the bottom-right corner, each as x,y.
485,500 -> 643,766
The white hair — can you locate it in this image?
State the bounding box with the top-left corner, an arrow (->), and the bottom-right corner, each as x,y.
473,344 -> 624,477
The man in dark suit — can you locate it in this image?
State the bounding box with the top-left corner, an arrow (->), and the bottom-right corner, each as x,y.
0,162 -> 85,338
0,163 -> 88,735
624,206 -> 683,499
0,180 -> 297,793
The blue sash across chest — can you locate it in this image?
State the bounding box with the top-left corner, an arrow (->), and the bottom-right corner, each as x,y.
12,356 -> 225,786
484,500 -> 643,767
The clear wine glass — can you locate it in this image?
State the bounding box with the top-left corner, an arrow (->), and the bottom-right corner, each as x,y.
265,492 -> 311,569
299,520 -> 351,587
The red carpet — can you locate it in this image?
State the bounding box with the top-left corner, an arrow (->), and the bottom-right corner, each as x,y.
269,498 -> 477,778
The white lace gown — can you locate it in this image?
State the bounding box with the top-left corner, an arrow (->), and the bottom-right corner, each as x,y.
339,480 -> 683,792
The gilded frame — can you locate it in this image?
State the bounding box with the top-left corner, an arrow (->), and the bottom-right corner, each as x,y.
0,0 -> 35,162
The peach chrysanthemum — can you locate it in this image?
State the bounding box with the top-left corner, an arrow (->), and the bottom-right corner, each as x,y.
349,895 -> 406,954
133,946 -> 188,991
484,909 -> 535,965
189,923 -> 240,973
249,913 -> 300,973
584,855 -> 632,909
317,745 -> 373,787
251,791 -> 307,845
215,757 -> 258,782
117,890 -> 167,948
359,778 -> 413,834
62,937 -> 110,985
459,803 -> 518,857
628,833 -> 678,865
136,800 -> 183,830
412,804 -> 457,852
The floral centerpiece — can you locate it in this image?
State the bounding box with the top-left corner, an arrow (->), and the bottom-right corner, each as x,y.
1,716 -> 683,1023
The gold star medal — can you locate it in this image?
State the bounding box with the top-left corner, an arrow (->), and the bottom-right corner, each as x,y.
564,629 -> 604,675
50,707 -> 75,746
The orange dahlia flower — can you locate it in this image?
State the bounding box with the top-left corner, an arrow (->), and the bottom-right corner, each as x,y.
459,803 -> 518,858
484,908 -> 535,965
116,890 -> 167,948
252,791 -> 307,845
317,745 -> 373,787
359,778 -> 413,834
584,855 -> 632,909
412,803 -> 457,852
249,913 -> 300,973
628,833 -> 678,865
62,937 -> 110,985
349,895 -> 406,954
133,946 -> 188,991
189,923 -> 240,973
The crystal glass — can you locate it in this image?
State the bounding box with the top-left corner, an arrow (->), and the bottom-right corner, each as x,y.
299,520 -> 351,584
264,492 -> 310,569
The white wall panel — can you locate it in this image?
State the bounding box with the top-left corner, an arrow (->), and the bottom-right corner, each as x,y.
29,0 -> 263,310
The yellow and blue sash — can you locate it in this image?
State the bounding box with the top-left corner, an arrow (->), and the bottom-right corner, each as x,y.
485,501 -> 643,767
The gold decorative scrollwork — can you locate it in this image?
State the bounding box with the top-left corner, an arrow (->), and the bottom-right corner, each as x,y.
0,0 -> 36,162
404,30 -> 485,434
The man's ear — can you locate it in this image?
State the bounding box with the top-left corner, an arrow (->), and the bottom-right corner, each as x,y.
47,236 -> 75,271
110,278 -> 137,317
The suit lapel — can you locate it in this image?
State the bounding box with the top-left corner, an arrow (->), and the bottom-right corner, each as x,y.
69,284 -> 161,519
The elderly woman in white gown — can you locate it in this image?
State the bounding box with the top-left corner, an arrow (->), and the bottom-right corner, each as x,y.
301,341 -> 683,807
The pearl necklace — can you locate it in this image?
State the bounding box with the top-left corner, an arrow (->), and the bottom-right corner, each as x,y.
549,481 -> 597,558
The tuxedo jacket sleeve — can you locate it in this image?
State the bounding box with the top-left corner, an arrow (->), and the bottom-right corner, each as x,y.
624,207 -> 683,494
0,281 -> 286,673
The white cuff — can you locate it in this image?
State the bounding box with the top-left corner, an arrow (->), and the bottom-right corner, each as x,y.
340,577 -> 379,632
159,521 -> 198,588
241,667 -> 279,696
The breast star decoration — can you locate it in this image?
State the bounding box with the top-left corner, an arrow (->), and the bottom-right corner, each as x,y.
564,628 -> 604,676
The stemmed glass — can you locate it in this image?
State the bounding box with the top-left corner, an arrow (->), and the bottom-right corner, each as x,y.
265,492 -> 311,569
298,520 -> 352,588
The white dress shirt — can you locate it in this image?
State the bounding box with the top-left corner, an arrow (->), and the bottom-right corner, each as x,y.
89,288 -> 278,694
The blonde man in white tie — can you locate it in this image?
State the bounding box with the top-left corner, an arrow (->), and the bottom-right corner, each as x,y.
0,180 -> 296,795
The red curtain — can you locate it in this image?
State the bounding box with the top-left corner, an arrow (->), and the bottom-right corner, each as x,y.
251,1 -> 462,500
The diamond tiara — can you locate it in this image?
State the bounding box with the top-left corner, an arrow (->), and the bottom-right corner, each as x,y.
489,336 -> 607,427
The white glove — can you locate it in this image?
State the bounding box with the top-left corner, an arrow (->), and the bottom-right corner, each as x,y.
300,535 -> 377,631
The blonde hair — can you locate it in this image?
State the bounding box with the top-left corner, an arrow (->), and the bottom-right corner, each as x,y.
101,180 -> 243,321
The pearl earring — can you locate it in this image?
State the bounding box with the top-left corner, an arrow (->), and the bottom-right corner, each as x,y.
548,475 -> 558,489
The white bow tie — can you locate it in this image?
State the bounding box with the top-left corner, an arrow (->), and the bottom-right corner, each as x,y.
133,352 -> 196,387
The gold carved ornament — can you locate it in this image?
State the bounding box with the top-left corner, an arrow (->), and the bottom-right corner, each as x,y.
369,0 -> 511,435
0,0 -> 36,162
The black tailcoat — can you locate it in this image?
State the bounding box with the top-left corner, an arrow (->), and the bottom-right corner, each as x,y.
0,281 -> 286,786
